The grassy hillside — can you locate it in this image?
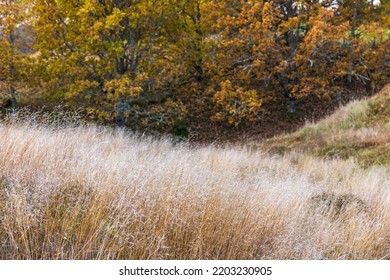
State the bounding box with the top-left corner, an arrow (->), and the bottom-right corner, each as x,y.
261,84 -> 390,167
0,119 -> 389,259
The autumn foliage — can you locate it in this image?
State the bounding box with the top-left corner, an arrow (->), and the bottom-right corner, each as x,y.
0,0 -> 389,134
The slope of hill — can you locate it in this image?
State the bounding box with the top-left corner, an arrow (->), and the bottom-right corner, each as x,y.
0,117 -> 389,259
261,84 -> 390,167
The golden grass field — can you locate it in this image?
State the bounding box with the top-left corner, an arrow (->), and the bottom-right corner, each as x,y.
0,121 -> 388,259
0,85 -> 389,259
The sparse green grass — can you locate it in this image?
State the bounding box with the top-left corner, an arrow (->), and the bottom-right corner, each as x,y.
261,84 -> 390,167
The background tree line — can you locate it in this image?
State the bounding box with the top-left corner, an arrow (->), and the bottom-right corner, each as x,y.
1,0 -> 389,140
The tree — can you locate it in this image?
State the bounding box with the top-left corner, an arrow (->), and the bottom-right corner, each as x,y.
208,0 -> 310,123
32,0 -> 173,125
292,0 -> 389,97
0,0 -> 32,109
21,0 -> 389,130
204,0 -> 389,125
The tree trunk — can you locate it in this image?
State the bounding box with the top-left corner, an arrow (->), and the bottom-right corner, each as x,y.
193,1 -> 204,83
8,18 -> 18,111
347,3 -> 358,85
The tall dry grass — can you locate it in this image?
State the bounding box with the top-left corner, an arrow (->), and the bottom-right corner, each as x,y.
0,119 -> 389,259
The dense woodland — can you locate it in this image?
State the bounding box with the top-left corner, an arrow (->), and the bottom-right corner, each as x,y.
0,0 -> 389,141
